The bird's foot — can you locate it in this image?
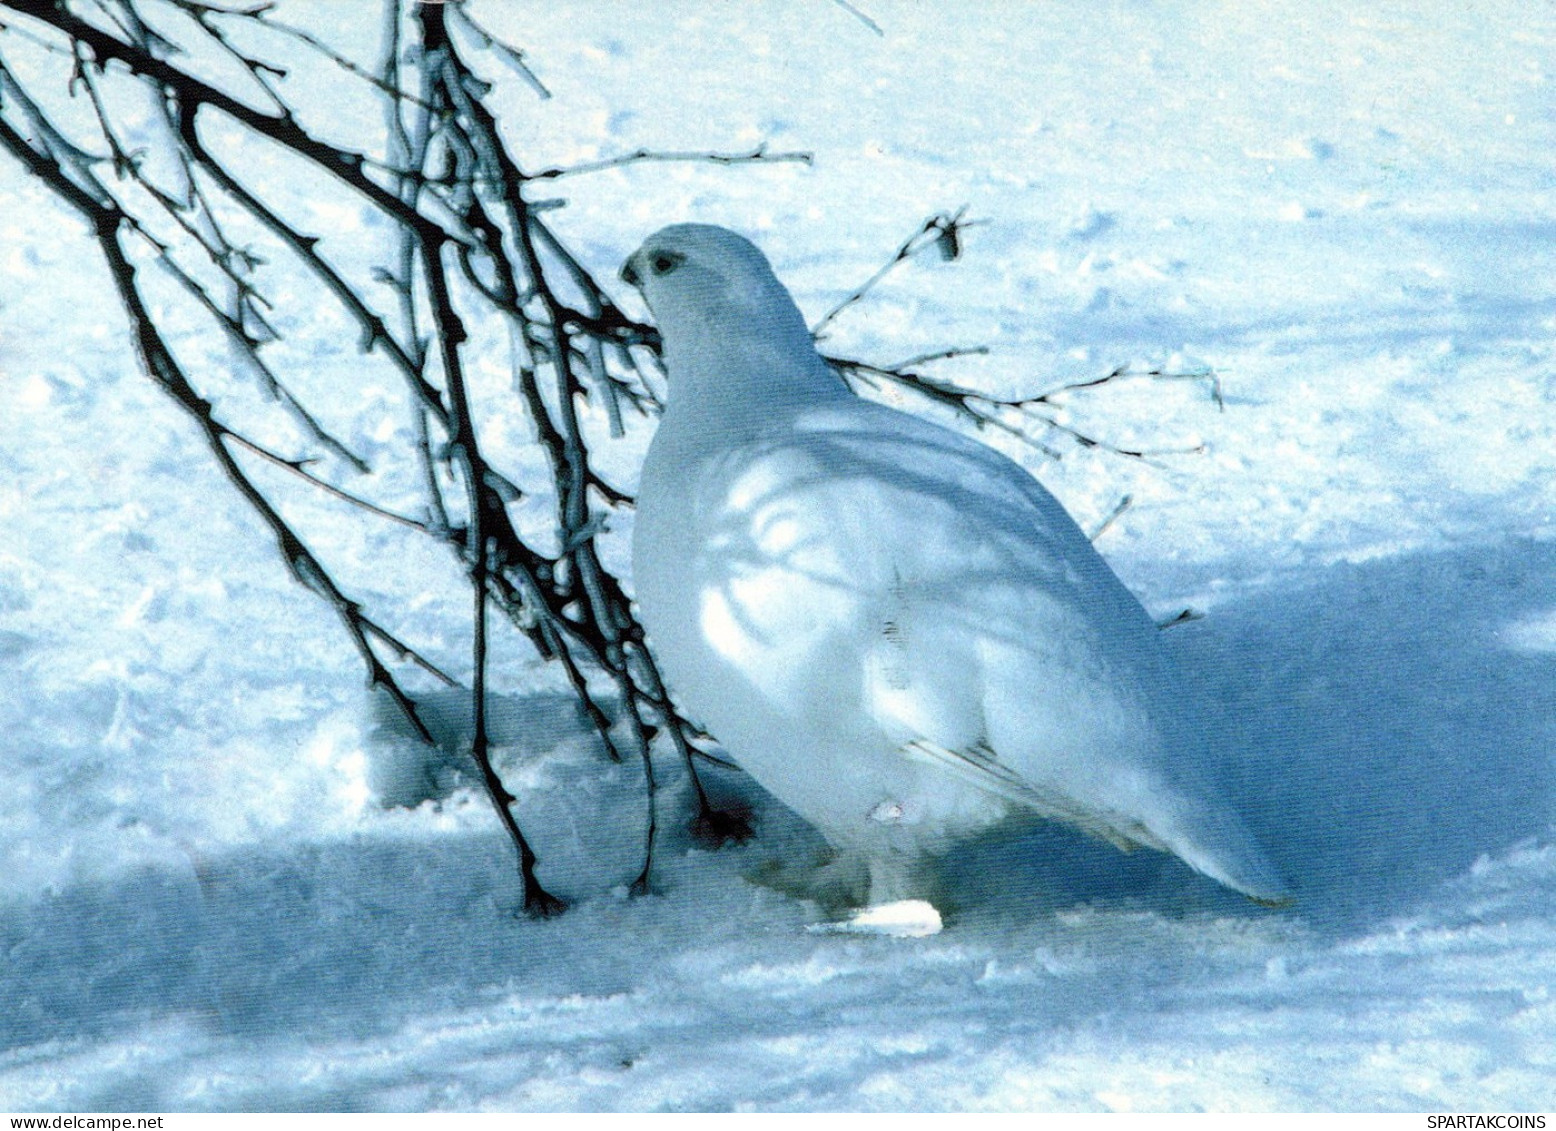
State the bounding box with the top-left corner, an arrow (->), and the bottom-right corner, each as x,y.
807,899 -> 943,938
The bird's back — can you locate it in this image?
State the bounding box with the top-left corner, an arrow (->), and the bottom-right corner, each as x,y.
624,221 -> 1287,906
635,394 -> 1287,903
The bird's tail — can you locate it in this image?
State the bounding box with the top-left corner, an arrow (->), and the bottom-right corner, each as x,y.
1165,804 -> 1292,907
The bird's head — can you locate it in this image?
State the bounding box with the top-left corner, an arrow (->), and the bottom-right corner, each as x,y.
620,224 -> 814,353
620,224 -> 845,412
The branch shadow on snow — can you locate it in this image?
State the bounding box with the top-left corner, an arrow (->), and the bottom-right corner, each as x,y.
1,541 -> 1551,1071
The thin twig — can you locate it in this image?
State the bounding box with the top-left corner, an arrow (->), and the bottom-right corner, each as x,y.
444,1 -> 550,100
827,0 -> 884,36
224,431 -> 428,532
1088,494 -> 1132,543
527,143 -> 813,182
811,207 -> 973,337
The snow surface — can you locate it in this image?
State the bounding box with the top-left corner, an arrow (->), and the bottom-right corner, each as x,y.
1,0 -> 1554,1113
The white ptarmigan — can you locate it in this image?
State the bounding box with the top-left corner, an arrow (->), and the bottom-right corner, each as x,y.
624,224 -> 1288,926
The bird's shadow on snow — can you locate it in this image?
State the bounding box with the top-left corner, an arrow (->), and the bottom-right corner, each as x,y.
950,537 -> 1556,934
1184,537 -> 1556,933
2,541 -> 1552,1071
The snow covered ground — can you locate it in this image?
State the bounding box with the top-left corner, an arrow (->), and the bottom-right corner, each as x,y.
2,0 -> 1554,1112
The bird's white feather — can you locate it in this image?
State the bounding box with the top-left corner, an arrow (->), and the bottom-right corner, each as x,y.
626,223 -> 1289,910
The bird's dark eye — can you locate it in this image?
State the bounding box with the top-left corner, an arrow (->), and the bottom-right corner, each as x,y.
650,251 -> 685,276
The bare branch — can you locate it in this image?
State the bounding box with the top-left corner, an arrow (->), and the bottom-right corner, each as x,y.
1088,494 -> 1132,543
834,352 -> 1219,466
224,431 -> 428,532
443,1 -> 550,100
827,0 -> 883,36
527,143 -> 813,182
811,207 -> 975,337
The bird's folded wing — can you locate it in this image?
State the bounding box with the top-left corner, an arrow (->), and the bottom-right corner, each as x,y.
900,738 -> 1168,854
